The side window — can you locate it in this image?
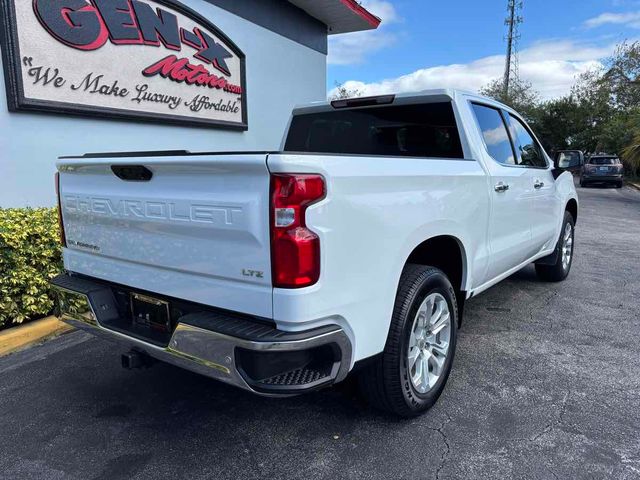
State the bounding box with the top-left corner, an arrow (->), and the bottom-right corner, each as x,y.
508,115 -> 547,168
471,104 -> 515,165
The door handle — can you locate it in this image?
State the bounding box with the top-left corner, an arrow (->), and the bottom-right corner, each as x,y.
534,180 -> 545,189
494,182 -> 510,192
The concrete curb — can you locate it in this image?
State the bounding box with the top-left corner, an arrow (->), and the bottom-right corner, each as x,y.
0,316 -> 73,357
628,182 -> 640,192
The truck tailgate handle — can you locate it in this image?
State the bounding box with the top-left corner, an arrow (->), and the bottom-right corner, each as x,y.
111,165 -> 153,182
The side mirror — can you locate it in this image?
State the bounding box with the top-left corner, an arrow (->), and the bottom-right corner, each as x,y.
552,155 -> 571,179
554,157 -> 569,170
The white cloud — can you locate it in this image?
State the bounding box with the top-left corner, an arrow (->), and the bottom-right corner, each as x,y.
328,31 -> 397,65
328,39 -> 616,100
328,0 -> 400,66
359,0 -> 400,23
584,11 -> 640,28
483,125 -> 511,146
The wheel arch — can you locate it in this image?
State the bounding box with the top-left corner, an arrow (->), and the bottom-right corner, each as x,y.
402,235 -> 469,325
404,235 -> 468,293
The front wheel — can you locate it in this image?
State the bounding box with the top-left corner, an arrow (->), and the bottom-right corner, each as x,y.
358,265 -> 458,417
535,211 -> 575,282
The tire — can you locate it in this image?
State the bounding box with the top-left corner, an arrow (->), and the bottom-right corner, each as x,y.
358,265 -> 458,417
579,179 -> 587,188
535,211 -> 575,282
616,182 -> 623,189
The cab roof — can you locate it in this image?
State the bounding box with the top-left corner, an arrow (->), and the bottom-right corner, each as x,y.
293,89 -> 514,116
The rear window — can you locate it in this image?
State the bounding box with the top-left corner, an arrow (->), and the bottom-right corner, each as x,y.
284,102 -> 464,158
589,157 -> 620,165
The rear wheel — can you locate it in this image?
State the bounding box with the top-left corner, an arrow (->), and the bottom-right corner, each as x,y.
616,181 -> 623,188
358,265 -> 458,417
535,211 -> 575,282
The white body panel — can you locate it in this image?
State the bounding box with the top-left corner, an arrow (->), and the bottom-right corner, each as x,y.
268,153 -> 490,361
57,89 -> 578,367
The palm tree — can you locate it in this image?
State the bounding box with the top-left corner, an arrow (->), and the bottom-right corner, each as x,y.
622,131 -> 640,178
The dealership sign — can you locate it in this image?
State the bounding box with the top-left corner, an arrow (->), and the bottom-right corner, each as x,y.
0,0 -> 247,129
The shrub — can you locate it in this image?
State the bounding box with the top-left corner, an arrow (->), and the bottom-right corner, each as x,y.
0,208 -> 63,329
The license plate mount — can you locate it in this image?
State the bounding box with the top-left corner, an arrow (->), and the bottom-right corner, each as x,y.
131,293 -> 171,333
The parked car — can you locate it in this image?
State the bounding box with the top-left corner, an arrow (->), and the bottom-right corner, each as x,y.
50,90 -> 578,416
580,155 -> 624,188
555,150 -> 584,175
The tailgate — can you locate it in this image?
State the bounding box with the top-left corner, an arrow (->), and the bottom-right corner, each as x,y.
58,153 -> 273,318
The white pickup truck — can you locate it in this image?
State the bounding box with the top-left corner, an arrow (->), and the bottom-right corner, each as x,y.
51,89 -> 578,416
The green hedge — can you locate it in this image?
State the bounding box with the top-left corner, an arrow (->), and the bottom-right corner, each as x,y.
0,208 -> 62,329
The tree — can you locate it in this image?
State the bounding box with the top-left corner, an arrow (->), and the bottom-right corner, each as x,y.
602,41 -> 640,111
480,77 -> 540,120
599,109 -> 640,157
622,130 -> 640,178
601,41 -> 640,171
566,69 -> 614,153
330,82 -> 362,100
478,40 -> 640,166
525,97 -> 581,153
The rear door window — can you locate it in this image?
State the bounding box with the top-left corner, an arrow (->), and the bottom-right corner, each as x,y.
284,102 -> 464,158
508,115 -> 548,168
471,104 -> 516,166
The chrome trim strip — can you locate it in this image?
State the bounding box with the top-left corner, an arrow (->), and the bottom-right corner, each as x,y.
51,284 -> 352,394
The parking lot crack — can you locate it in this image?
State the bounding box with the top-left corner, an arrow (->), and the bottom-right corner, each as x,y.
431,413 -> 452,480
530,390 -> 570,443
525,291 -> 558,331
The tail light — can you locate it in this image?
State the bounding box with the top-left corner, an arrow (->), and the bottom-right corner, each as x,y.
585,164 -> 596,172
270,174 -> 325,288
55,172 -> 67,248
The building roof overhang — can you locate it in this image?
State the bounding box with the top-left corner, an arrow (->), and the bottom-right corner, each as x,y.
287,0 -> 381,34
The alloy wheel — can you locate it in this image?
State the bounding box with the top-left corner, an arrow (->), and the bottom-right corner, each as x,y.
407,293 -> 452,394
562,222 -> 573,270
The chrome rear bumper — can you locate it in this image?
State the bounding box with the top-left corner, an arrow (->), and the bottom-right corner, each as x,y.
51,274 -> 352,396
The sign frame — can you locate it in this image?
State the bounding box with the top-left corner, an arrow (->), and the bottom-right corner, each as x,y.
0,0 -> 248,130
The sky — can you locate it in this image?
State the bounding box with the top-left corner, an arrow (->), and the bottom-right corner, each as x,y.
327,0 -> 640,100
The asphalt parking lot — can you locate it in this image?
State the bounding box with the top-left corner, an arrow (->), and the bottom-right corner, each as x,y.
1,182 -> 639,480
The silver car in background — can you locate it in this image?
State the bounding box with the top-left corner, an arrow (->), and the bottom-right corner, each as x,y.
580,155 -> 624,188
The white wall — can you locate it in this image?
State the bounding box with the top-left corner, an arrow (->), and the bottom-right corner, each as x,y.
0,0 -> 326,207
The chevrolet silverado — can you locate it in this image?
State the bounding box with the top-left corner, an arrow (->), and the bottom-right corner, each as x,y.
51,90 -> 579,416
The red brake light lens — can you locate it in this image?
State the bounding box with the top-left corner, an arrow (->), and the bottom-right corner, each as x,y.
55,172 -> 67,248
270,174 -> 325,288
